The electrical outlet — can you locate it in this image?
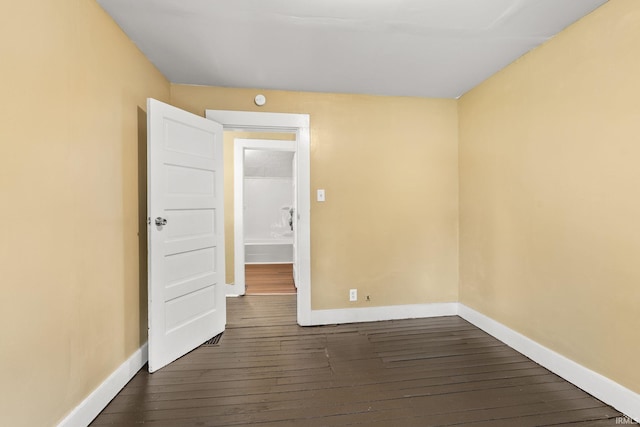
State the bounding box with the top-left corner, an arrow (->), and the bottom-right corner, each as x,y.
349,289 -> 357,302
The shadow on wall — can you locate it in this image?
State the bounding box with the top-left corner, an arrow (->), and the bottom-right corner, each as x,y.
137,107 -> 148,344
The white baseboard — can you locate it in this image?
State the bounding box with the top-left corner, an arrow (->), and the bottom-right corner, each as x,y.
226,283 -> 244,297
458,304 -> 640,423
310,302 -> 458,326
57,343 -> 148,427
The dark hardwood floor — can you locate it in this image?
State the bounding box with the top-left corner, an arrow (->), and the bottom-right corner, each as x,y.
91,295 -> 622,426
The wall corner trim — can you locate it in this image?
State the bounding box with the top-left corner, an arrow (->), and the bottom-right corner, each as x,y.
309,302 -> 459,326
458,304 -> 640,423
57,342 -> 148,427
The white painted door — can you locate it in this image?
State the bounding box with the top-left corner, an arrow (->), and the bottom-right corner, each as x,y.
147,98 -> 225,373
291,153 -> 298,287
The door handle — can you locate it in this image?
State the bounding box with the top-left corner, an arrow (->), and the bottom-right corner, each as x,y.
289,208 -> 294,231
155,217 -> 167,226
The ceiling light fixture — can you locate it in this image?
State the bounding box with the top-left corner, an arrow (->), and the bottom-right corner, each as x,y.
254,94 -> 266,106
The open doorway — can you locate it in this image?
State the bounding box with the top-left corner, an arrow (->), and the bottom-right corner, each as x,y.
235,139 -> 297,296
204,110 -> 312,326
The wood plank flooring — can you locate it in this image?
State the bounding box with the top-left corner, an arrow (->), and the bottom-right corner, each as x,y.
91,296 -> 623,426
245,264 -> 296,295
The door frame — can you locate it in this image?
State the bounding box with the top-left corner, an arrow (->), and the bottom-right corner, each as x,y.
205,110 -> 311,326
232,138 -> 297,297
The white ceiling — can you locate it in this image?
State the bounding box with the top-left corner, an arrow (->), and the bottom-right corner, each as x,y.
97,0 -> 607,99
244,150 -> 294,177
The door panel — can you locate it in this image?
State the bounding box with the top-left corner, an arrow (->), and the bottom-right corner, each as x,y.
147,98 -> 225,373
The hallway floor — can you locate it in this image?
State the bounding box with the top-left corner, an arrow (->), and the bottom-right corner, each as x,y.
245,263 -> 296,295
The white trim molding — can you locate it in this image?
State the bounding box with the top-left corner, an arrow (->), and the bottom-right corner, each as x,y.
310,302 -> 459,326
458,304 -> 640,423
57,343 -> 148,427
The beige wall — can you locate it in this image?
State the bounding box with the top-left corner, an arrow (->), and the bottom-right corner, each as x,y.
171,85 -> 460,309
0,1 -> 169,426
459,0 -> 640,394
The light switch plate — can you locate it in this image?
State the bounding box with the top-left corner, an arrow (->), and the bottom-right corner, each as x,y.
317,189 -> 325,202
